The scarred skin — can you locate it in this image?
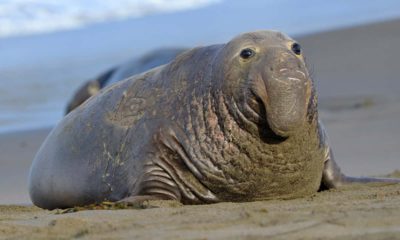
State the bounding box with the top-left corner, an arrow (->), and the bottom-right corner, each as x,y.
29,31 -> 400,209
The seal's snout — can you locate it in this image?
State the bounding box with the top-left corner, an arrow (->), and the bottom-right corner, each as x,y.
261,48 -> 310,137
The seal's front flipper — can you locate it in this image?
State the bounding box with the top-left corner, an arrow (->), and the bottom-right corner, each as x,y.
320,146 -> 400,190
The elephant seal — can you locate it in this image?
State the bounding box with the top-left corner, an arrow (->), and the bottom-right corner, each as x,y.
29,30 -> 400,209
65,48 -> 186,114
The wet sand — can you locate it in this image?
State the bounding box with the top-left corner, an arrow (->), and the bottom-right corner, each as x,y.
1,19 -> 400,239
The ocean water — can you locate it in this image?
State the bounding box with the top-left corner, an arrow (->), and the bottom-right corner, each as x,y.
1,0 -> 400,133
0,0 -> 221,38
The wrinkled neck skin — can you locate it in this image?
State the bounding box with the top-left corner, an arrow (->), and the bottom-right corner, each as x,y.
161,44 -> 325,203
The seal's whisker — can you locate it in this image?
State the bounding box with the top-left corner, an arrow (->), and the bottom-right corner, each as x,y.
295,70 -> 306,78
288,77 -> 301,82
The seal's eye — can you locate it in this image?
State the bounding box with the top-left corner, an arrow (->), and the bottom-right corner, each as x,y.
240,48 -> 255,59
291,43 -> 301,55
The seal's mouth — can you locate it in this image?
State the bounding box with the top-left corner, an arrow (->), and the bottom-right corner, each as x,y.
249,91 -> 288,143
263,121 -> 288,143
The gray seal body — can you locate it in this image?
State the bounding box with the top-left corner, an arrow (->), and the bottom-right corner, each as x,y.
29,31 -> 400,209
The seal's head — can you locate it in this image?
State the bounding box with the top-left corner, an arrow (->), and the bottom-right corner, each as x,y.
215,30 -> 314,138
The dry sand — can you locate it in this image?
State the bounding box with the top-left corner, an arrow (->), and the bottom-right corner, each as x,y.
1,19 -> 400,239
1,182 -> 400,239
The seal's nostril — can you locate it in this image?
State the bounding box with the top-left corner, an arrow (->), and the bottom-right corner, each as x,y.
269,67 -> 273,71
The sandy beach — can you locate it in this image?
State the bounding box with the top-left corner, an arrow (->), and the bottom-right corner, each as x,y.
0,18 -> 400,239
1,182 -> 400,239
